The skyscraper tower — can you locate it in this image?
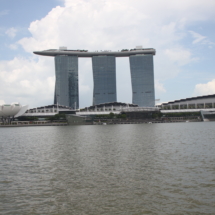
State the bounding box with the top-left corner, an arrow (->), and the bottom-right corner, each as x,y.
129,54 -> 155,107
34,47 -> 156,108
92,56 -> 117,105
54,55 -> 79,109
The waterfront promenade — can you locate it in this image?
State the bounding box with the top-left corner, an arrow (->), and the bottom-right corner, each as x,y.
0,121 -> 67,127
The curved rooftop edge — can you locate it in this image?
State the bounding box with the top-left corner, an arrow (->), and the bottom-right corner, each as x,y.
33,48 -> 156,57
0,103 -> 28,117
161,94 -> 215,105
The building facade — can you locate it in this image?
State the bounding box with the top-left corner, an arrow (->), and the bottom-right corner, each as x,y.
92,56 -> 117,105
160,94 -> 215,110
129,55 -> 155,107
34,47 -> 156,108
54,55 -> 79,109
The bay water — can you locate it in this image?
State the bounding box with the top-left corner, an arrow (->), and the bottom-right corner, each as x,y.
0,122 -> 215,214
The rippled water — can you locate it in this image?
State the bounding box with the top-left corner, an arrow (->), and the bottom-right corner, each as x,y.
0,122 -> 215,214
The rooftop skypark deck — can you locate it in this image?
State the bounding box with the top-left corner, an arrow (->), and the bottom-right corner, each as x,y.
33,47 -> 156,57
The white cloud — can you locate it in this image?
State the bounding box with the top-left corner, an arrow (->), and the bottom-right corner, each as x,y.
164,48 -> 196,66
9,44 -> 18,50
189,31 -> 206,44
155,80 -> 166,93
18,0 -> 215,54
194,79 -> 215,96
0,10 -> 9,16
0,100 -> 5,105
189,30 -> 214,46
1,0 -> 215,107
0,57 -> 55,108
5,27 -> 17,38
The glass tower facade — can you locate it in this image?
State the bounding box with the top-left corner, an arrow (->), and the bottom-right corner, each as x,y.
92,56 -> 117,105
54,55 -> 79,109
129,54 -> 155,107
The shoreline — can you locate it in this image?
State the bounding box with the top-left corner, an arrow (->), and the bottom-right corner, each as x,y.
0,119 -> 205,127
0,123 -> 68,127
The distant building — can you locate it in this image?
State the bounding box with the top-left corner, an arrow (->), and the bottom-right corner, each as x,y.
75,102 -> 159,118
201,110 -> 215,122
66,114 -> 93,125
24,104 -> 75,117
34,46 -> 156,108
0,102 -> 28,124
81,102 -> 138,112
160,94 -> 215,110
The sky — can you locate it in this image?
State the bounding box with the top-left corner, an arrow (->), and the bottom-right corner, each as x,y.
0,0 -> 215,108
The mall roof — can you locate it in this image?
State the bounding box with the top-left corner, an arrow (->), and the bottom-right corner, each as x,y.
162,94 -> 215,105
84,102 -> 138,109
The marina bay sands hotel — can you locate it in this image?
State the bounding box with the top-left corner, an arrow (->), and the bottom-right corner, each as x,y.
34,46 -> 156,109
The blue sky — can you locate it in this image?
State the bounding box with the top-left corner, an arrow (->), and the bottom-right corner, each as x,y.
0,0 -> 215,108
0,0 -> 62,60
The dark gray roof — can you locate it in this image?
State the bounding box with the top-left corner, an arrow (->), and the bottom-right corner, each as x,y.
162,94 -> 215,105
28,104 -> 72,110
84,102 -> 138,109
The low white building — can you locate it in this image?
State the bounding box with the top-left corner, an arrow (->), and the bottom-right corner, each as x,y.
160,94 -> 215,110
0,102 -> 28,124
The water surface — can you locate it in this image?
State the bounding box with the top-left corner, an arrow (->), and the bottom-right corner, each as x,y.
0,122 -> 215,214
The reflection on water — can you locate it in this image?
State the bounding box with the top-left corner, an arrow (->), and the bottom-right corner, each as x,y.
0,123 -> 215,214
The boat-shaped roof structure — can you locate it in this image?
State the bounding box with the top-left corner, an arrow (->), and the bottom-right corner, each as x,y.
33,48 -> 156,57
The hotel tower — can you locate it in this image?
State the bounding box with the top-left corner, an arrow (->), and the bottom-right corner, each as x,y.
34,46 -> 156,108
